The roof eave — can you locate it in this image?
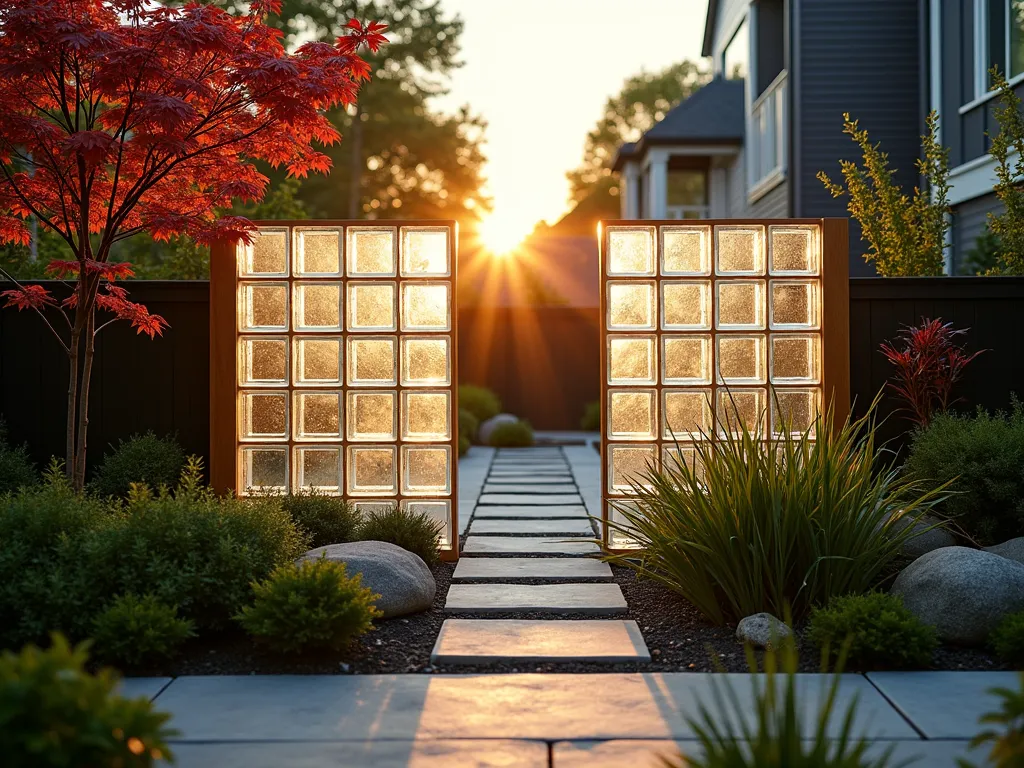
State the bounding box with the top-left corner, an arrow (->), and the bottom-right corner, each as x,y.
702,0 -> 718,58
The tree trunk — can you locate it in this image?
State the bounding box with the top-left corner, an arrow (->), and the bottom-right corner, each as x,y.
347,106 -> 363,219
72,303 -> 96,492
65,323 -> 80,483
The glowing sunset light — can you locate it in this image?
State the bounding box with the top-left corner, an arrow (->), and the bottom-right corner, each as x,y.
478,212 -> 529,257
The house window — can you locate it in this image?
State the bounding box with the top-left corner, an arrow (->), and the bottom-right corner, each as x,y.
666,170 -> 708,219
972,0 -> 1024,100
1011,0 -> 1024,76
723,20 -> 749,80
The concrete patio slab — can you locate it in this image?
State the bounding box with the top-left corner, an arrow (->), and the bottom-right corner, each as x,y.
444,583 -> 627,614
472,505 -> 589,519
431,620 -> 650,664
119,677 -> 172,701
463,536 -> 601,555
452,557 -> 612,581
478,494 -> 583,506
468,518 -> 594,536
482,484 -> 578,494
169,739 -> 548,767
866,671 -> 1019,739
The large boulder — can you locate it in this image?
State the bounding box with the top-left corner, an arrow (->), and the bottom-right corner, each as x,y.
478,413 -> 518,444
985,537 -> 1024,566
299,541 -> 435,619
883,511 -> 957,558
891,546 -> 1024,645
736,613 -> 793,650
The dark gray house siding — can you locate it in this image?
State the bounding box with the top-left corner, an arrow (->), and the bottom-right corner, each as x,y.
953,192 -> 1001,271
793,0 -> 922,276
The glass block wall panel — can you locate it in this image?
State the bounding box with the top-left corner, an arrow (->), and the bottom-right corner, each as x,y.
234,223 -> 457,554
601,221 -> 827,550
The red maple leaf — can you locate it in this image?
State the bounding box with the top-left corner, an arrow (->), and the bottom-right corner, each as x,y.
1,284 -> 54,310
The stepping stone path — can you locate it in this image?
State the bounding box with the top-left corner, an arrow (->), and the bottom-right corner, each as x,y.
435,447 -> 650,667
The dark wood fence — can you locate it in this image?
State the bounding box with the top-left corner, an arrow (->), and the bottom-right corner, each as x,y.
3,278 -> 1023,471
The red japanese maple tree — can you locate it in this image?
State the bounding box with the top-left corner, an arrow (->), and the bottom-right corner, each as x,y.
0,0 -> 385,488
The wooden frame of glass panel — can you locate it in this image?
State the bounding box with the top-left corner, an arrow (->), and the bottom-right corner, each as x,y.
210,220 -> 460,561
598,218 -> 849,551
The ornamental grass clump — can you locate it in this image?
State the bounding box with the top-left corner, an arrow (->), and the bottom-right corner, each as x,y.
357,505 -> 443,565
605,393 -> 949,625
281,490 -> 361,549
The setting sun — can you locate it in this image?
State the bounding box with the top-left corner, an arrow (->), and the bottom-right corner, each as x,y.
478,212 -> 530,256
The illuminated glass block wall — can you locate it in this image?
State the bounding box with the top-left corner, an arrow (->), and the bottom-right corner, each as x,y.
599,220 -> 848,549
222,222 -> 458,554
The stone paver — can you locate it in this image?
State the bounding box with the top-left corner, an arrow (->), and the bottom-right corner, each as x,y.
483,483 -> 578,494
489,468 -> 574,476
119,677 -> 172,701
472,505 -> 589,519
484,475 -> 575,483
478,494 -> 583,506
453,557 -> 613,581
469,518 -> 594,536
170,739 -> 547,767
431,619 -> 650,664
445,584 -> 627,614
866,671 -> 1020,739
463,536 -> 600,556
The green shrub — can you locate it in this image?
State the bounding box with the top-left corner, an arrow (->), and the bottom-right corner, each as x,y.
90,432 -> 185,498
357,504 -> 443,565
580,400 -> 600,431
0,419 -> 36,493
236,558 -> 380,654
458,384 -> 501,423
488,419 -> 534,447
281,491 -> 360,549
0,634 -> 176,767
459,407 -> 479,443
606,395 -> 948,624
92,594 -> 194,667
963,672 -> 1024,768
807,592 -> 937,670
991,611 -> 1024,667
904,402 -> 1024,545
458,434 -> 471,456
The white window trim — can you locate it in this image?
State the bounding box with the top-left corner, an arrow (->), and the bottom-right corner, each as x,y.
962,0 -> 1024,113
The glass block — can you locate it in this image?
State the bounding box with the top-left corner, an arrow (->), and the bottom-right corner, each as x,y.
608,500 -> 642,549
293,391 -> 342,441
353,500 -> 396,515
661,281 -> 711,330
662,335 -> 712,385
401,391 -> 451,441
347,445 -> 397,496
401,227 -> 450,276
294,228 -> 341,276
239,228 -> 288,276
662,389 -> 712,440
347,227 -> 396,277
606,226 -> 656,275
607,389 -> 657,440
769,225 -> 820,275
716,280 -> 765,330
607,281 -> 656,330
402,445 -> 451,495
293,337 -> 343,386
346,391 -> 397,441
715,225 -> 765,275
401,283 -> 450,332
661,225 -> 711,275
770,334 -> 820,384
769,280 -> 819,329
403,500 -> 452,549
240,337 -> 287,386
772,388 -> 820,438
294,446 -> 342,493
607,444 -> 658,495
401,336 -> 451,386
716,335 -> 766,384
240,447 -> 287,492
240,282 -> 288,331
716,388 -> 767,437
347,282 -> 397,331
347,336 -> 397,386
662,444 -> 705,482
293,282 -> 342,331
240,391 -> 287,440
607,335 -> 656,385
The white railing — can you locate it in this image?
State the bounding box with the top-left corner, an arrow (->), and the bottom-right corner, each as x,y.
749,70 -> 787,193
665,205 -> 710,220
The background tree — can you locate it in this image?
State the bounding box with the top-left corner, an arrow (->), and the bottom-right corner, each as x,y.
0,0 -> 384,488
986,69 -> 1024,274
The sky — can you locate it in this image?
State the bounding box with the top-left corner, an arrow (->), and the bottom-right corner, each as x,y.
434,0 -> 709,252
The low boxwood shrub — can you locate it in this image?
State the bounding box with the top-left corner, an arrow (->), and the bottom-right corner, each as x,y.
235,558 -> 380,654
0,634 -> 176,767
357,505 -> 443,565
807,592 -> 938,670
281,491 -> 361,549
0,418 -> 36,494
580,400 -> 600,432
458,434 -> 471,456
92,594 -> 195,668
488,419 -> 534,447
991,611 -> 1024,667
904,401 -> 1024,545
458,384 -> 501,423
459,407 -> 479,445
90,432 -> 185,498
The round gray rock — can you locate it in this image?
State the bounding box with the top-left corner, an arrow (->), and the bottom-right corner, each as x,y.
478,413 -> 518,444
985,537 -> 1024,566
891,546 -> 1024,645
883,511 -> 957,558
299,541 -> 435,619
736,613 -> 793,650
